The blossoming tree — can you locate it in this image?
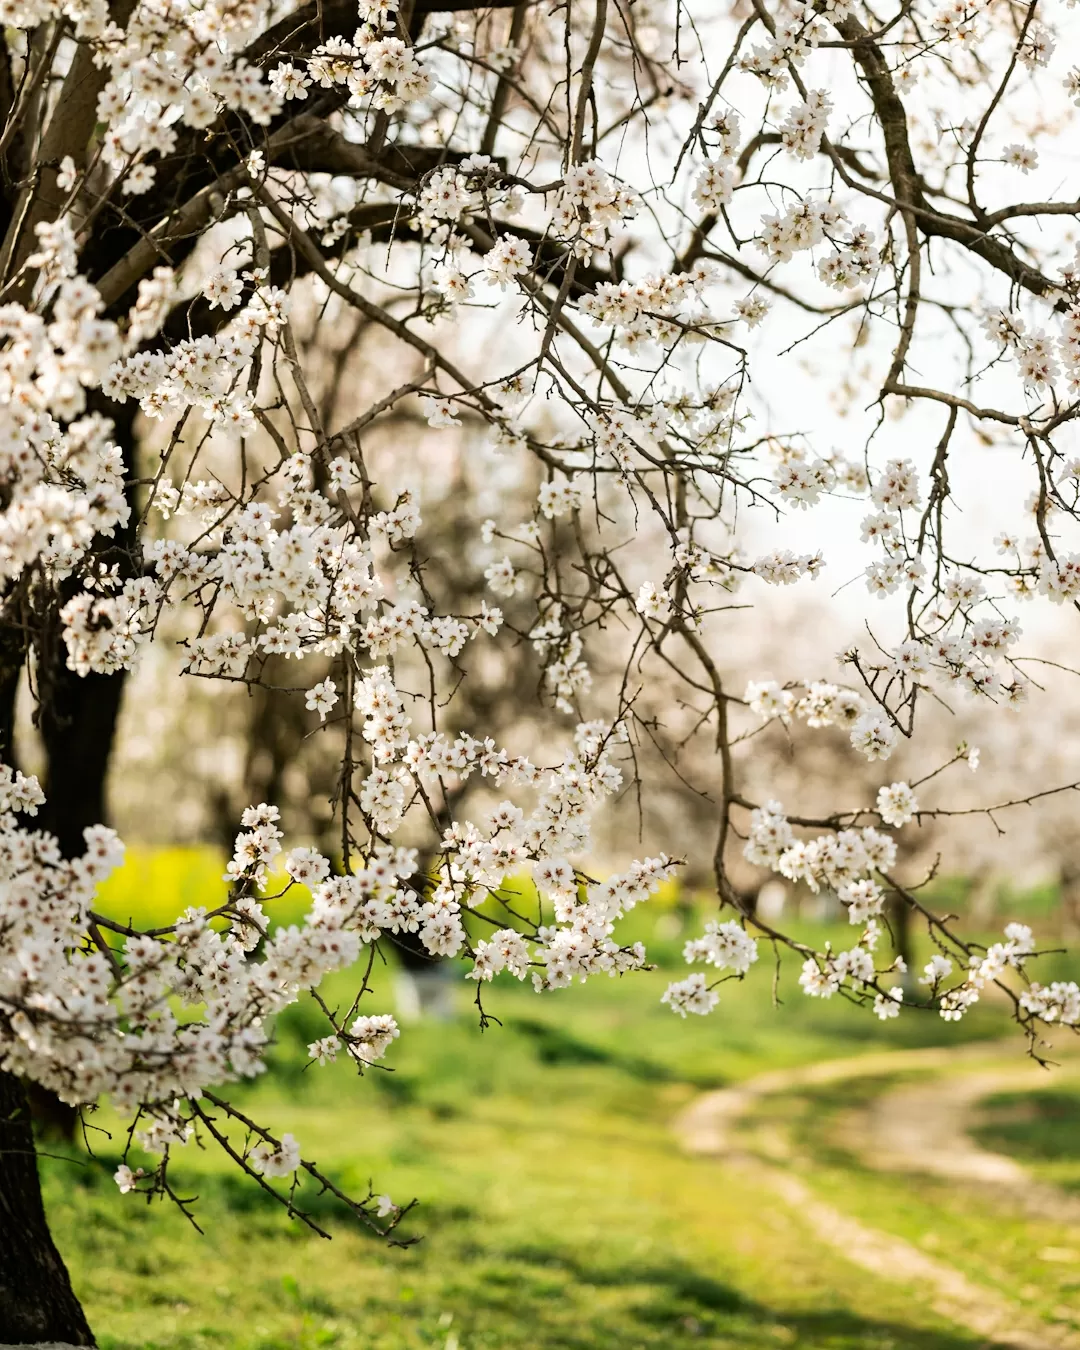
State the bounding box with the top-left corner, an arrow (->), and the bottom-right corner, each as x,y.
2,0 -> 1080,1339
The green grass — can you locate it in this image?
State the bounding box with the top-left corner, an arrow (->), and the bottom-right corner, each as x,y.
37,854 -> 1080,1348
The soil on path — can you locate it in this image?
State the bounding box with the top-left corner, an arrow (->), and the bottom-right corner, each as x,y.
674,1040 -> 1080,1350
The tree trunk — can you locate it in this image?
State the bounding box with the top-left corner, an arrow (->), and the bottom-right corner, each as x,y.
37,663 -> 127,858
36,395 -> 137,859
0,637 -> 109,1340
888,890 -> 916,994
0,394 -> 137,1345
0,633 -> 100,1341
0,624 -> 21,765
0,1072 -> 95,1345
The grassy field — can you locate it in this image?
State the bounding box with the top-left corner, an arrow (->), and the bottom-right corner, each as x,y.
37,857 -> 1080,1349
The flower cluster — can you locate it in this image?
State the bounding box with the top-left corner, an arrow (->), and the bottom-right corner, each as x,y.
0,282 -> 129,586
692,108 -> 742,213
552,161 -> 640,261
745,680 -> 895,761
741,2 -> 832,87
682,920 -> 759,974
579,262 -> 719,353
937,924 -> 1038,1021
780,90 -> 832,160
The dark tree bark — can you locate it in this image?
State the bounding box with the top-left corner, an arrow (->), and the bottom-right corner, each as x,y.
36,664 -> 128,859
36,396 -> 137,859
0,625 -> 21,765
0,1073 -> 95,1345
887,890 -> 914,984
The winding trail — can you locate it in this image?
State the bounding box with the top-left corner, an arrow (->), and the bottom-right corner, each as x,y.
861,1067 -> 1080,1224
674,1040 -> 1080,1350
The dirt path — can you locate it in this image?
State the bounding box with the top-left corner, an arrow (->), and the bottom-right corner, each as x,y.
675,1040 -> 1080,1350
676,1041 -> 1010,1156
857,1063 -> 1080,1224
